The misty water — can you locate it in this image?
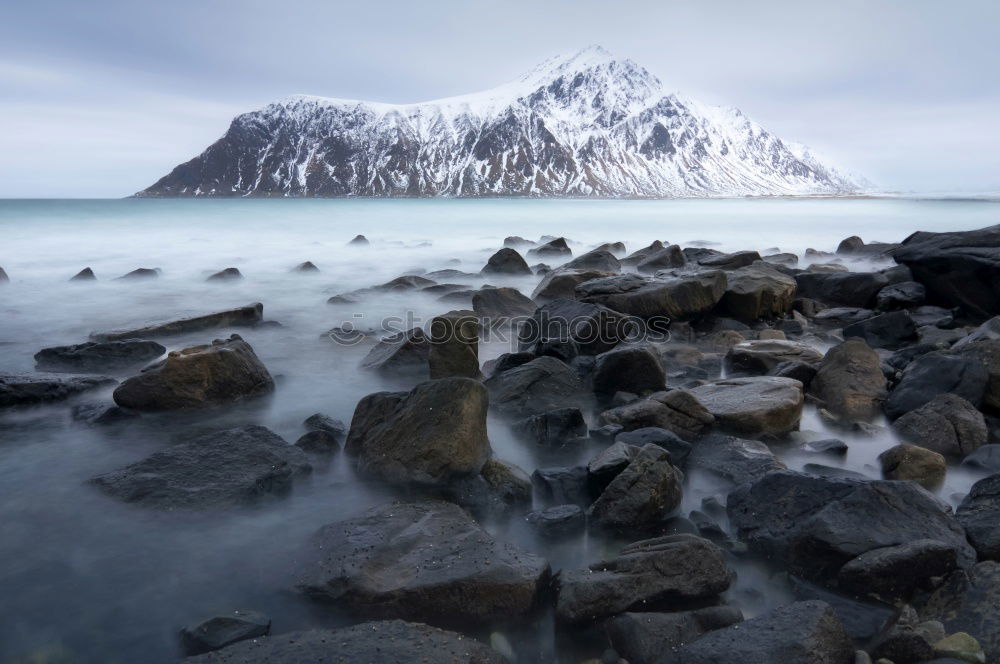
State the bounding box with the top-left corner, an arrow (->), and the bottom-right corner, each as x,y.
0,197 -> 998,663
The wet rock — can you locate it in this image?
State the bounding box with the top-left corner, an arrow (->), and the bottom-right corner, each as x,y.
893,224 -> 1000,319
91,425 -> 311,509
292,261 -> 319,273
919,562 -> 1000,664
428,310 -> 481,379
795,271 -> 890,308
519,298 -> 636,355
588,441 -> 641,492
838,236 -> 865,254
359,327 -> 430,376
532,465 -> 590,506
814,307 -> 876,327
886,352 -> 989,420
347,378 -> 490,487
843,310 -> 918,349
674,600 -> 854,664
564,249 -> 622,272
606,607 -> 744,664
808,438 -> 850,455
579,271 -> 728,321
964,444 -> 1000,472
34,339 -> 165,373
717,263 -> 797,322
93,303 -> 265,341
687,434 -> 787,487
116,267 -> 160,280
303,412 -> 346,437
893,393 -> 987,457
810,338 -> 888,420
525,504 -> 585,538
787,576 -> 896,644
616,427 -> 692,467
472,287 -> 536,318
878,443 -> 946,488
347,234 -> 369,246
637,244 -> 686,273
529,237 -> 572,257
532,267 -> 613,301
207,267 -> 243,282
70,267 -> 96,281
180,610 -> 271,656
763,252 -> 799,267
868,607 -> 945,664
483,351 -> 536,377
621,240 -> 666,266
112,335 -> 273,411
589,444 -> 683,532
70,402 -> 138,425
911,305 -> 957,328
933,632 -> 987,663
602,390 -> 714,441
504,236 -> 534,248
689,376 -> 804,436
593,345 -> 665,397
877,281 -> 926,310
0,372 -> 116,408
956,474 -> 1000,561
296,501 -> 549,626
481,247 -> 532,275
728,471 -> 975,581
556,535 -> 732,624
294,430 -> 340,455
485,356 -> 587,417
838,540 -> 959,599
951,339 -> 1000,415
725,340 -> 823,376
768,359 -> 818,386
512,407 -> 587,446
698,250 -> 762,270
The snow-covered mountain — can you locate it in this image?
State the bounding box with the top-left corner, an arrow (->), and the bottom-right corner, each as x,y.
137,46 -> 864,198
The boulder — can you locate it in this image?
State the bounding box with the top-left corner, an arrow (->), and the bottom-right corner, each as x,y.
428,310 -> 481,379
528,237 -> 572,257
512,407 -> 587,446
886,352 -> 989,420
481,247 -> 532,275
837,236 -> 865,254
292,261 -> 319,273
346,378 -> 490,487
93,303 -> 264,341
70,402 -> 138,425
687,434 -> 787,487
768,360 -> 818,386
484,356 -> 587,417
592,345 -> 666,397
674,600 -> 854,664
504,236 -> 534,248
951,338 -> 1000,415
964,444 -> 1000,473
359,327 -> 430,376
579,271 -> 728,321
70,267 -> 96,281
717,264 -> 797,322
919,562 -> 1000,664
34,339 -> 165,373
956,474 -> 1000,561
294,429 -> 339,455
727,471 -> 976,580
795,271 -> 889,308
303,412 -> 347,437
347,234 -> 369,246
843,310 -> 918,349
892,224 -> 1000,319
483,351 -> 536,377
688,377 -> 804,436
207,267 -> 243,282
111,335 -> 272,411
786,576 -> 896,645
180,610 -> 271,656
606,607 -> 744,664
621,240 -> 665,266
555,534 -> 732,624
698,250 -> 762,270
813,307 -> 876,326
532,267 -> 613,301
532,466 -> 590,506
563,249 -> 621,272
636,245 -> 686,273
0,373 -> 115,408
616,427 -> 693,467
91,425 -> 311,509
295,501 -> 549,626
877,281 -> 926,310
519,298 -> 636,355
724,340 -> 823,376
893,393 -> 987,457
525,504 -> 585,538
587,441 -> 641,492
478,457 -> 532,509
838,540 -> 959,599
601,390 -> 714,441
878,443 -> 947,489
472,287 -> 536,319
588,444 -> 684,532
810,339 -> 888,420
116,267 -> 160,280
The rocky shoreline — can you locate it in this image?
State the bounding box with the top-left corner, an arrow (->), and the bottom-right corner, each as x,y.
3,225 -> 1000,663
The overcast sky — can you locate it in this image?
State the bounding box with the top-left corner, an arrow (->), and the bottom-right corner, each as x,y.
1,0 -> 998,197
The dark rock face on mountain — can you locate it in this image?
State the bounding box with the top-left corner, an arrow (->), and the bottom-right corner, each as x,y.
138,47 -> 860,198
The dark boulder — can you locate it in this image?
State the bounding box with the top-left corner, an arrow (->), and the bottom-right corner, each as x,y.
483,351 -> 536,377
956,474 -> 1000,561
616,427 -> 693,467
528,237 -> 572,257
724,340 -> 823,376
588,441 -> 641,492
428,311 -> 481,379
532,267 -> 613,301
0,373 -> 115,407
93,303 -> 264,341
877,281 -> 926,310
512,407 -> 587,446
795,271 -> 889,308
698,250 -> 762,270
688,377 -> 804,436
809,339 -> 888,420
601,389 -> 714,441
70,267 -> 96,281
292,261 -> 319,273
621,240 -> 665,266
564,249 -> 621,272
484,356 -> 587,417
885,351 -> 989,420
206,267 -> 243,282
472,287 -> 535,318
70,402 -> 138,425
113,335 -> 273,411
878,443 -> 946,489
303,412 -> 346,437
481,247 -> 532,275
532,466 -> 590,506
843,310 -> 918,349
359,327 -> 430,376
951,338 -> 1000,415
91,425 -> 311,509
838,539 -> 959,599
180,610 -> 271,656
919,562 -> 1000,664
837,236 -> 865,254
964,444 -> 1000,472
588,444 -> 684,532
346,378 -> 490,487
687,434 -> 786,487
813,307 -> 876,327
580,271 -> 727,321
893,393 -> 987,457
636,244 -> 686,273
555,534 -> 732,624
295,501 -> 549,627
606,607 -> 744,664
717,264 -> 797,322
34,339 -> 165,373
294,430 -> 340,455
519,298 -> 636,355
592,345 -> 666,397
116,267 -> 160,280
347,234 -> 369,246
525,504 -> 585,538
504,236 -> 534,248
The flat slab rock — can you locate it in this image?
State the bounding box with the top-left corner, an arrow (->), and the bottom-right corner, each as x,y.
93,302 -> 264,341
183,620 -> 506,663
295,501 -> 550,627
0,372 -> 115,408
34,339 -> 166,373
91,425 -> 311,509
688,376 -> 804,436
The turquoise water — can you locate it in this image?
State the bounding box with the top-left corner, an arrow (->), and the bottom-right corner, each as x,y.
0,197 -> 997,662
